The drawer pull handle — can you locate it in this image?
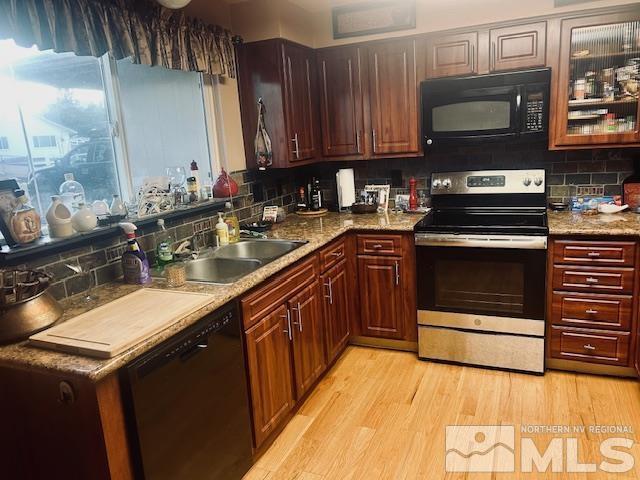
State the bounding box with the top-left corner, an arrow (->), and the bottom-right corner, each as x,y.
331,251 -> 342,257
585,277 -> 599,284
585,309 -> 599,315
372,244 -> 383,249
587,252 -> 601,257
583,344 -> 596,351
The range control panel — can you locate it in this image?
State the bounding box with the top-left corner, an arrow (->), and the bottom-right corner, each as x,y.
431,169 -> 546,195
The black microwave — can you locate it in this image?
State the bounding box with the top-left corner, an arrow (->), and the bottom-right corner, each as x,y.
421,68 -> 550,147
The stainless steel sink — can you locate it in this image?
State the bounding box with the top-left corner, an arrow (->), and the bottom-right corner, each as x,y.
183,257 -> 262,284
215,239 -> 304,261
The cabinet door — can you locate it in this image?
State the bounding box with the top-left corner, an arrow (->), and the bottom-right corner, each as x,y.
321,259 -> 350,364
317,46 -> 364,157
289,282 -> 326,399
367,38 -> 419,155
358,255 -> 404,339
553,13 -> 640,147
490,22 -> 546,72
426,31 -> 477,78
283,42 -> 320,162
244,304 -> 295,448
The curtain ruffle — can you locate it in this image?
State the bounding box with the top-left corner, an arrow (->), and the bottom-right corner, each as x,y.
0,0 -> 237,77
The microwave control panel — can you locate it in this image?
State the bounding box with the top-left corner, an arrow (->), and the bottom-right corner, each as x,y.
525,91 -> 545,132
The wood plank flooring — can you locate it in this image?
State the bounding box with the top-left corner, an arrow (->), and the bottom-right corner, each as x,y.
244,346 -> 640,479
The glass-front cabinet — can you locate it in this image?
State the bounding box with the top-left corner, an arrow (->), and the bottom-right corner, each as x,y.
555,13 -> 640,146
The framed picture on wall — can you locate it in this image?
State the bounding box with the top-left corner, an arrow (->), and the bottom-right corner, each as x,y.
332,1 -> 416,39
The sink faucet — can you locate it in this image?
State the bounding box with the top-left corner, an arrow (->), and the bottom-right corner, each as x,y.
190,232 -> 206,252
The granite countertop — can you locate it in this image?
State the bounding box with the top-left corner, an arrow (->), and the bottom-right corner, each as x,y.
0,211 -> 421,382
548,210 -> 640,236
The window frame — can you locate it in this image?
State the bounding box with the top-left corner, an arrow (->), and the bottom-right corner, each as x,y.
0,136 -> 9,150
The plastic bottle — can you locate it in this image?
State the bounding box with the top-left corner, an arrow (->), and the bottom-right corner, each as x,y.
59,173 -> 85,211
156,218 -> 174,267
190,160 -> 201,195
215,212 -> 229,246
119,222 -> 151,285
223,202 -> 240,244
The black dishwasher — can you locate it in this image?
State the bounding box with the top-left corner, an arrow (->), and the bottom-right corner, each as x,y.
122,301 -> 253,480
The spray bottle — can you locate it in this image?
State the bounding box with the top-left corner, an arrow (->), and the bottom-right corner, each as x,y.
119,222 -> 151,285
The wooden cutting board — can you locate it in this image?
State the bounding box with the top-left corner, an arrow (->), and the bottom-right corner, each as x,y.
29,289 -> 213,359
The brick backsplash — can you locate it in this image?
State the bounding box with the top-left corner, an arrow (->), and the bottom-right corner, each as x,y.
20,168 -> 297,301
299,143 -> 640,207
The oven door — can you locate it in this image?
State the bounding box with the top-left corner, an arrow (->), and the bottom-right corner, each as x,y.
415,234 -> 546,336
422,85 -> 520,145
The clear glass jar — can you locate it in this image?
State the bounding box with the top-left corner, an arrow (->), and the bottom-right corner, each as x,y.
59,173 -> 85,211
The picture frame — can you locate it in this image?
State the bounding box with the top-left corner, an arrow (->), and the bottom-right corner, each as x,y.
364,184 -> 391,212
332,1 -> 416,40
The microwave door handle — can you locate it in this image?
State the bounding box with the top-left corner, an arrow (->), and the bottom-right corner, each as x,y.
515,86 -> 523,134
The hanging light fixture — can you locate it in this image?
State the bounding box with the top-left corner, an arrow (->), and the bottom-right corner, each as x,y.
156,0 -> 193,9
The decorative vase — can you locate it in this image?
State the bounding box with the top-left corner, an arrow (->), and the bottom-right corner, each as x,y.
110,194 -> 127,217
46,195 -> 73,238
213,168 -> 239,198
71,202 -> 98,233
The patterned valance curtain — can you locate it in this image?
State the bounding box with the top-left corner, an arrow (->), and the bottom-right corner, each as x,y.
0,0 -> 237,77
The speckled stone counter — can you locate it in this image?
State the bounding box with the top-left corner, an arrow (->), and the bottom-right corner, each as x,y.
0,211 -> 421,381
548,210 -> 640,236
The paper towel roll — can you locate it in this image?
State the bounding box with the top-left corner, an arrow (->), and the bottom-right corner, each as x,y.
336,168 -> 356,210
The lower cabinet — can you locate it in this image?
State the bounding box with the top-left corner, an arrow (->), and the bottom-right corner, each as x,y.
244,304 -> 295,448
358,255 -> 405,339
321,258 -> 351,364
289,282 -> 326,399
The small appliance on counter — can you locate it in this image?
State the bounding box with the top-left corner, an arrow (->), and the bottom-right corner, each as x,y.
0,269 -> 63,343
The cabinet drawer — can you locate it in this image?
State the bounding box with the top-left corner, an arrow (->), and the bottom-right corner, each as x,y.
550,326 -> 630,366
553,240 -> 636,267
552,265 -> 634,294
550,292 -> 632,331
356,234 -> 403,256
242,255 -> 319,329
319,237 -> 346,273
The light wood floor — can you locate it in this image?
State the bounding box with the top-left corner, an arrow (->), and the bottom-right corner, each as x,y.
244,346 -> 640,480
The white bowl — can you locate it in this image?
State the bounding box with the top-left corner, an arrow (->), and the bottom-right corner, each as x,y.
597,204 -> 628,214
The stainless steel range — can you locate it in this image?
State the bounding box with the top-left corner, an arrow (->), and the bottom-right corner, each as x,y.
414,169 -> 548,374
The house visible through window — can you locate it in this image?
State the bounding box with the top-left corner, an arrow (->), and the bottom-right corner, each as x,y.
0,38 -> 219,233
32,135 -> 57,148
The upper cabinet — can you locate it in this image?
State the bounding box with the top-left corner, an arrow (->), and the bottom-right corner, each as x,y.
317,46 -> 365,157
489,22 -> 547,72
425,31 -> 478,78
552,12 -> 640,147
237,39 -> 321,168
317,39 -> 420,159
367,38 -> 420,155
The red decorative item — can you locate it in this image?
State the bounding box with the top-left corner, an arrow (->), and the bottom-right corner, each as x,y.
213,168 -> 239,198
409,177 -> 418,211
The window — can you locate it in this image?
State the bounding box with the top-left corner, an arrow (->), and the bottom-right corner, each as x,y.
0,39 -> 220,234
32,135 -> 57,148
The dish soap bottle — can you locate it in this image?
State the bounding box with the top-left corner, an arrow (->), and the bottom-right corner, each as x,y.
215,212 -> 229,246
156,218 -> 174,268
223,202 -> 240,243
119,222 -> 151,285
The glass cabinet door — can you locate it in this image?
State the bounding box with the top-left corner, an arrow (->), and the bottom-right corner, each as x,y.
556,14 -> 640,146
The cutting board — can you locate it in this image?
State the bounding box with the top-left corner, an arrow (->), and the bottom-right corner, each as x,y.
29,289 -> 213,359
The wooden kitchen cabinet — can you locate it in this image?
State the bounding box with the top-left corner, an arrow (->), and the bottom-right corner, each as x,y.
489,22 -> 546,72
244,304 -> 295,448
237,38 -> 321,168
289,282 -> 326,399
551,12 -> 640,148
317,45 -> 365,157
367,37 -> 420,155
358,255 -> 405,339
425,31 -> 478,78
321,259 -> 351,364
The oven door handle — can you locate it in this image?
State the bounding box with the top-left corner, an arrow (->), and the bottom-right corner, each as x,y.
414,234 -> 547,250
